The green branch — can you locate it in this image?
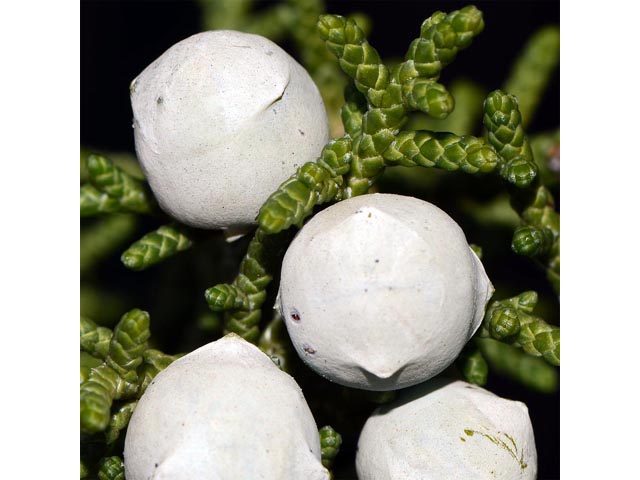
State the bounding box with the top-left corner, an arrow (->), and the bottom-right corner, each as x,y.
479,291 -> 559,366
477,338 -> 558,394
80,310 -> 180,445
407,79 -> 486,135
457,344 -> 488,386
80,154 -> 157,217
81,352 -> 103,385
504,26 -> 559,128
121,224 -> 193,271
483,90 -> 536,187
259,6 -> 487,232
205,229 -> 291,342
383,130 -> 499,174
80,184 -> 121,216
97,456 -> 124,480
81,316 -> 113,360
257,137 -> 352,234
105,401 -> 137,445
318,8 -> 484,196
340,82 -> 367,137
484,89 -> 560,292
319,425 -> 342,470
80,310 -> 150,434
81,214 -> 137,274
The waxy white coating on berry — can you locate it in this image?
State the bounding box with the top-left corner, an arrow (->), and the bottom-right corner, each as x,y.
123,335 -> 329,480
130,30 -> 329,230
278,193 -> 493,391
356,380 -> 537,479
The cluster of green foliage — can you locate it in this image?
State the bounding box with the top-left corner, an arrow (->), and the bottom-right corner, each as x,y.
80,2 -> 559,477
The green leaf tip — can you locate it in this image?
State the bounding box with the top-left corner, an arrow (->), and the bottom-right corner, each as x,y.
105,401 -> 137,445
409,5 -> 484,81
481,291 -> 559,366
483,89 -> 537,187
97,456 -> 124,480
80,316 -> 113,359
205,284 -> 249,311
206,228 -> 290,343
483,87 -> 559,293
319,425 -> 343,469
80,309 -> 179,440
80,309 -> 150,435
501,156 -> 538,188
512,184 -> 559,285
81,154 -> 156,216
257,136 -> 352,235
458,346 -> 488,386
109,308 -> 151,372
384,131 -> 500,174
121,224 -> 193,271
512,225 -> 554,257
402,80 -> 454,119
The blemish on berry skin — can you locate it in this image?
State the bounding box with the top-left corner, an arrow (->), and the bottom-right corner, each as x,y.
302,343 -> 316,354
290,308 -> 301,322
157,96 -> 163,105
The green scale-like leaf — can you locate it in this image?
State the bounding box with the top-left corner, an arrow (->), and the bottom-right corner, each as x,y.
97,456 -> 125,480
80,310 -> 150,434
80,154 -> 156,216
319,425 -> 343,469
480,291 -> 559,366
483,90 -> 560,292
105,401 -> 137,445
457,345 -> 488,386
121,224 -> 193,271
206,228 -> 291,342
257,136 -> 352,234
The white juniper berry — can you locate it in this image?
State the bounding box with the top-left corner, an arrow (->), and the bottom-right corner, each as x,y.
130,30 -> 329,231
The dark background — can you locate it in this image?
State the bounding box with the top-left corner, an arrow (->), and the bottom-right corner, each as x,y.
81,1 -> 559,478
